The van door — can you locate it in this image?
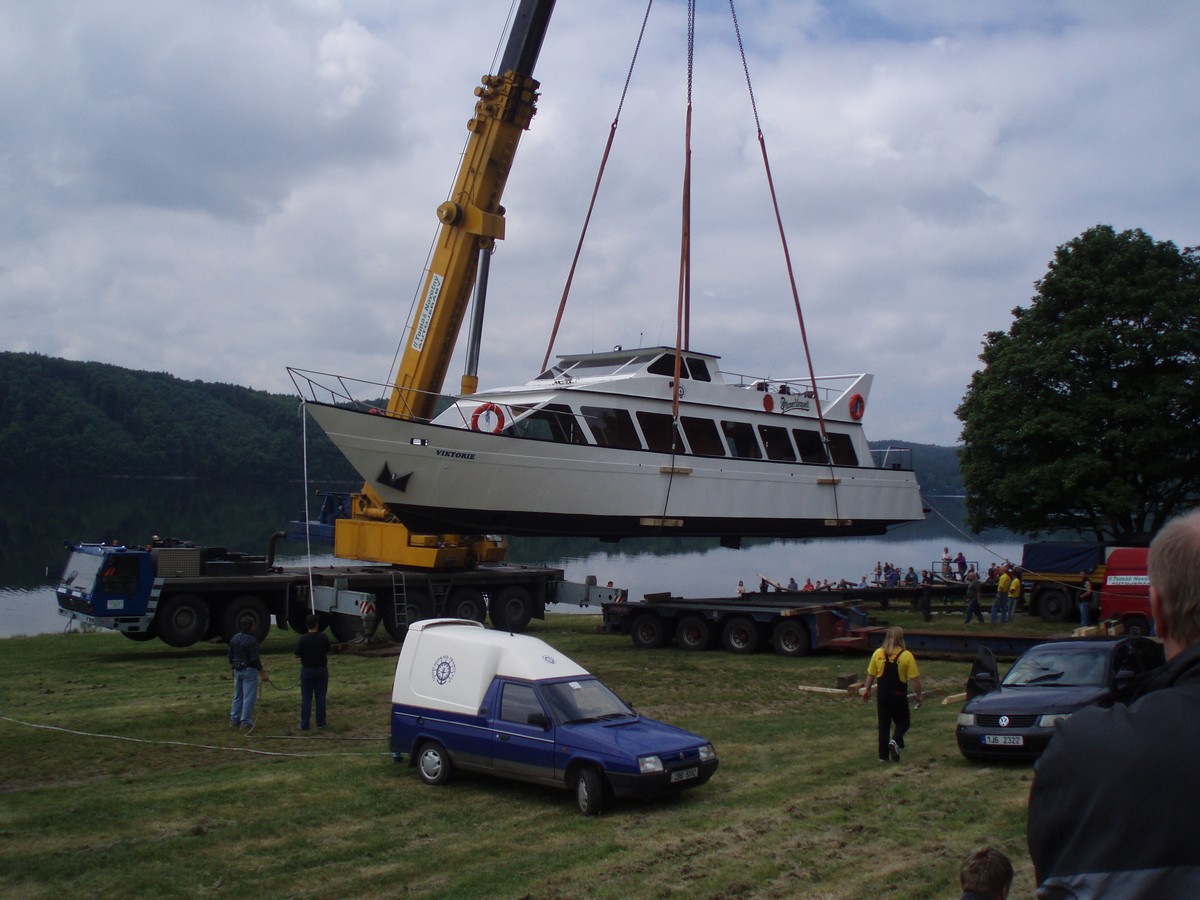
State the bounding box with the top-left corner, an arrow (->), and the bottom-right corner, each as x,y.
490,681 -> 558,784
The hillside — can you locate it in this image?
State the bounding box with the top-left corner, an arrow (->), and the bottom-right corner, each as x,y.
0,353 -> 961,490
0,352 -> 356,481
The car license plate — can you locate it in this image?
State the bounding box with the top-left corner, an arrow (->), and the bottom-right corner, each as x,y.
983,734 -> 1024,746
670,766 -> 699,783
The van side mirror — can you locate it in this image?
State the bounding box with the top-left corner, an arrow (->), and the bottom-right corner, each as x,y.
527,712 -> 550,730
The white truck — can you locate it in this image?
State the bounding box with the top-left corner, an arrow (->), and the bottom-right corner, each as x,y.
389,619 -> 718,815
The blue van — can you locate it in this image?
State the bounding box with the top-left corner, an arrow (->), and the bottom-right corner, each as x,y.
390,619 -> 718,815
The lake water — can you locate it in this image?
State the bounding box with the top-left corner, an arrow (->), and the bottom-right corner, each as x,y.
0,480 -> 1022,638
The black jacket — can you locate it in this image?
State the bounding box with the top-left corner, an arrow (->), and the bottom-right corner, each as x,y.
1027,643 -> 1200,897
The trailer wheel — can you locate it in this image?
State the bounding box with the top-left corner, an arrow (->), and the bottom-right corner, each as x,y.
722,616 -> 761,654
416,740 -> 453,786
222,595 -> 271,644
158,594 -> 210,647
448,588 -> 486,623
1038,588 -> 1071,623
490,586 -> 533,632
771,620 -> 811,657
676,615 -> 712,651
574,766 -> 607,816
630,613 -> 666,649
1123,614 -> 1151,637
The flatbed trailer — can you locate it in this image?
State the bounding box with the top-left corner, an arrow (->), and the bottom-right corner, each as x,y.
603,594 -> 873,656
56,539 -> 615,648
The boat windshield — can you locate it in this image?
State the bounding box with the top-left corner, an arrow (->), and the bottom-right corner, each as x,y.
540,677 -> 635,724
535,354 -> 660,381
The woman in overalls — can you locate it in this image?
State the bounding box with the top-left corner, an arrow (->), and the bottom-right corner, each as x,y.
862,626 -> 924,762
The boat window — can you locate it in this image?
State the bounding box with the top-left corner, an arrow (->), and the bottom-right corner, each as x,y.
827,432 -> 859,466
680,416 -> 726,456
636,411 -> 682,454
686,358 -> 711,382
721,421 -> 763,459
647,354 -> 683,378
793,428 -> 829,464
581,406 -> 642,450
758,424 -> 796,462
507,404 -> 588,444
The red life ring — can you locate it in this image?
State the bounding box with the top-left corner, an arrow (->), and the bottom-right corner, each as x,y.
848,393 -> 865,421
469,402 -> 505,433
762,394 -> 774,413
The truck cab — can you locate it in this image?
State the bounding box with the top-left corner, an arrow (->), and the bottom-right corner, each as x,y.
57,544 -> 157,639
390,619 -> 718,815
1099,547 -> 1151,635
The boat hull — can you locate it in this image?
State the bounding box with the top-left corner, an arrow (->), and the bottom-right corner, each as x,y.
305,403 -> 924,540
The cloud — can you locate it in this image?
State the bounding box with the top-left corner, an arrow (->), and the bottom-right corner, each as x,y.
1,0 -> 1197,445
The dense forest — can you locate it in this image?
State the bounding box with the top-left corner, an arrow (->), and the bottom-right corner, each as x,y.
0,352 -> 962,492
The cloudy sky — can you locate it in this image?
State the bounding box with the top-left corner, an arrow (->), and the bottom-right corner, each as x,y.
3,1 -> 1196,446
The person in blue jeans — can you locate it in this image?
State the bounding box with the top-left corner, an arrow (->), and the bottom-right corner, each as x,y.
294,614 -> 331,731
228,622 -> 267,730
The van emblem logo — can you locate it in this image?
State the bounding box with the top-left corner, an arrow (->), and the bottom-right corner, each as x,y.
999,715 -> 1010,727
432,656 -> 456,685
542,655 -> 556,665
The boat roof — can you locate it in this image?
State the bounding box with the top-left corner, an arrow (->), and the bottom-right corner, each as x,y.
535,346 -> 721,382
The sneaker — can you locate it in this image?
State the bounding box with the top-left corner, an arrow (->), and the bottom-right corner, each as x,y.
888,740 -> 900,762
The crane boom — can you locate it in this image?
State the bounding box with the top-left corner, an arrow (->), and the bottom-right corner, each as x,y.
335,0 -> 556,566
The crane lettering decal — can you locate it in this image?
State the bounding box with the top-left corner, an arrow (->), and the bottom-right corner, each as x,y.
412,273 -> 444,352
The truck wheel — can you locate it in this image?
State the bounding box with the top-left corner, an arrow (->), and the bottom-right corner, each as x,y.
676,615 -> 711,651
222,595 -> 271,644
722,616 -> 760,654
287,603 -> 310,633
121,629 -> 158,642
1123,615 -> 1151,637
328,612 -> 363,643
490,586 -> 533,632
158,594 -> 209,647
416,741 -> 453,785
771,620 -> 811,657
379,591 -> 430,641
448,588 -> 486,623
630,613 -> 666,649
574,766 -> 606,816
1038,589 -> 1071,623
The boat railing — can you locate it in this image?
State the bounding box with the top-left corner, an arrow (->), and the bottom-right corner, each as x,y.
287,367 -> 446,423
721,370 -> 859,402
870,446 -> 914,472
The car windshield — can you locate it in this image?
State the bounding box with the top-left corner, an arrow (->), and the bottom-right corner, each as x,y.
540,678 -> 635,724
1002,646 -> 1108,687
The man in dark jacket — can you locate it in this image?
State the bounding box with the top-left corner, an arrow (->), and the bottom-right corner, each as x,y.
228,621 -> 267,730
1027,507 -> 1200,897
294,613 -> 332,731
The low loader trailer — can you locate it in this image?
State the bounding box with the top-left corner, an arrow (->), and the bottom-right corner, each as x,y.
56,535 -> 617,648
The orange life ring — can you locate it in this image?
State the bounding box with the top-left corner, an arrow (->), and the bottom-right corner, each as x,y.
848,393 -> 865,421
469,402 -> 505,433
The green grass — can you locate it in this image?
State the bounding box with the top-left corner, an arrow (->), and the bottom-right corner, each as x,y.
0,611 -> 1050,898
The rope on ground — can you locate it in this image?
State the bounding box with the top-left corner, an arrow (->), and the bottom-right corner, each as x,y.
0,713 -> 386,758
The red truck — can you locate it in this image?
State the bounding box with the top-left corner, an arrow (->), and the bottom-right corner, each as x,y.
1099,547 -> 1152,636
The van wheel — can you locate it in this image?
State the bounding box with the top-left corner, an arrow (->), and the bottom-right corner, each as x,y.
771,620 -> 811,657
158,594 -> 209,647
630,613 -> 665,649
722,616 -> 760,653
574,767 -> 606,816
676,615 -> 711,651
416,741 -> 453,786
491,586 -> 533,632
1123,615 -> 1151,637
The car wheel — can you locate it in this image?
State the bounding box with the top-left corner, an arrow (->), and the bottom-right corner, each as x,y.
771,620 -> 810,657
675,615 -> 711,651
416,741 -> 453,785
574,767 -> 606,816
630,613 -> 666,649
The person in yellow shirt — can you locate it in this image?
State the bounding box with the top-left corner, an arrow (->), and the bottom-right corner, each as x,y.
993,566 -> 1012,624
1005,570 -> 1022,623
862,626 -> 923,762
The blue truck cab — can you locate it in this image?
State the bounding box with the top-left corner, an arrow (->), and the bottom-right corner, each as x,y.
390,619 -> 718,815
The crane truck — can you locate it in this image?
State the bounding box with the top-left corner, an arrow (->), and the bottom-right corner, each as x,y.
54,0 -> 622,647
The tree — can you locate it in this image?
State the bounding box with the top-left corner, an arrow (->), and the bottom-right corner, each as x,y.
956,225 -> 1200,541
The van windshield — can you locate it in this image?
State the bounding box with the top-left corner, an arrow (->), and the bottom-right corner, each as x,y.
540,678 -> 635,724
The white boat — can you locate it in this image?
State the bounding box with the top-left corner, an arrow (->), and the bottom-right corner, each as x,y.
295,346 -> 924,541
